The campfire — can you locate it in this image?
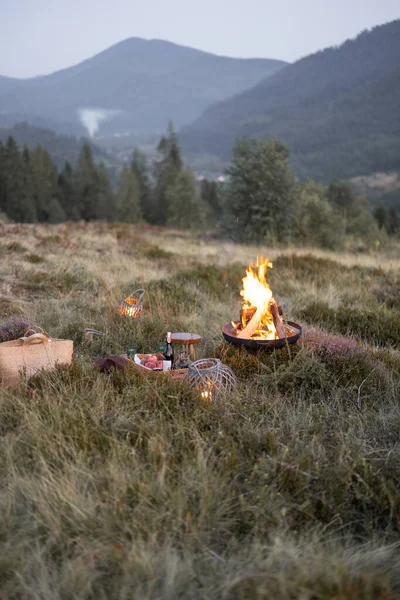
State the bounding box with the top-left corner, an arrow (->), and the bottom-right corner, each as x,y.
222,257 -> 302,349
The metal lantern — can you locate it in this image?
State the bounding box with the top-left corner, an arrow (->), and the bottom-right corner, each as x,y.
183,358 -> 237,402
119,289 -> 145,319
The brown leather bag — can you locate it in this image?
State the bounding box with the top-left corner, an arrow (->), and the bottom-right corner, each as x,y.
94,355 -> 130,374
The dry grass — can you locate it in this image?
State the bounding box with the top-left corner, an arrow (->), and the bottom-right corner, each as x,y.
0,222 -> 400,599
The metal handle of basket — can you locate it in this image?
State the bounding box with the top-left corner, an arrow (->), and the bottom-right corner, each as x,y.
84,328 -> 105,337
126,288 -> 145,303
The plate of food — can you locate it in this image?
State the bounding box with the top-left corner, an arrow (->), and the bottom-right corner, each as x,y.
134,353 -> 167,371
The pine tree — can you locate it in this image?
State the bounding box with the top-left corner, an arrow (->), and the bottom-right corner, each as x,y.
200,179 -> 223,225
74,145 -> 115,221
294,180 -> 344,249
223,138 -> 297,243
130,149 -> 153,222
116,167 -> 142,223
95,163 -> 115,221
74,144 -> 98,221
327,180 -> 379,238
20,145 -> 37,222
3,137 -> 37,223
30,146 -> 65,222
374,205 -> 387,230
165,121 -> 183,171
153,122 -> 183,225
58,161 -> 80,220
387,206 -> 399,235
166,168 -> 204,229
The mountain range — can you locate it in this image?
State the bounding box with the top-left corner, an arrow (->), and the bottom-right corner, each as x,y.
1,22 -> 399,188
181,20 -> 400,181
0,39 -> 285,136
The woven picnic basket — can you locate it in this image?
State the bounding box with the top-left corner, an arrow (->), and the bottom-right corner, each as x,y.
0,329 -> 73,388
130,354 -> 187,380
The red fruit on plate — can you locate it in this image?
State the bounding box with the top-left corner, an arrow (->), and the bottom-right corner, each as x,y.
156,360 -> 163,369
146,361 -> 156,369
141,358 -> 147,366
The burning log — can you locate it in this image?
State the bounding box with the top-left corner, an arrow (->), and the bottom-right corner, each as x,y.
237,305 -> 265,339
240,306 -> 257,328
236,306 -> 259,339
269,301 -> 286,339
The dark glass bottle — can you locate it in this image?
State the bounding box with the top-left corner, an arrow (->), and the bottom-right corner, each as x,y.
165,332 -> 174,367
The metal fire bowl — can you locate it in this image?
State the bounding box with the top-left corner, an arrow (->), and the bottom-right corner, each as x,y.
222,321 -> 302,350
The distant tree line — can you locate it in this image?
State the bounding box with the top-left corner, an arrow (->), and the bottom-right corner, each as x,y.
0,122 -> 220,229
373,205 -> 399,236
0,125 -> 397,249
220,138 -> 399,249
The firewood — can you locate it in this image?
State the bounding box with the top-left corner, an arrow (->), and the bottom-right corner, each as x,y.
236,306 -> 264,339
240,306 -> 257,328
270,301 -> 286,338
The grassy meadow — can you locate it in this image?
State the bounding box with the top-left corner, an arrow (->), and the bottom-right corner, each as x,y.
0,221 -> 400,599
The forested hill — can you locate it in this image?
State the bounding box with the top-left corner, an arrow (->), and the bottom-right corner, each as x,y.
181,20 -> 400,181
0,39 -> 286,136
0,123 -> 114,169
0,76 -> 22,93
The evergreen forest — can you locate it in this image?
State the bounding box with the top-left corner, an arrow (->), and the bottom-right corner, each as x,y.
1,124 -> 398,250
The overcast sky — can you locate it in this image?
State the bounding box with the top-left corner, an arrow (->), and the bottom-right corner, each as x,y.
1,0 -> 399,78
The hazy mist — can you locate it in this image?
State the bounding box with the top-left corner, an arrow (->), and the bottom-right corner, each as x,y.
78,108 -> 121,137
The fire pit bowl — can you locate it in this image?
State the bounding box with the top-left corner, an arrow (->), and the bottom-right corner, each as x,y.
222,321 -> 302,350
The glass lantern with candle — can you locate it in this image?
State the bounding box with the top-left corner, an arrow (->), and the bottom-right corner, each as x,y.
119,289 -> 145,319
183,358 -> 237,402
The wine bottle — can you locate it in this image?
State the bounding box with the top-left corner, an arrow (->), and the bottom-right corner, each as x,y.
165,332 -> 174,368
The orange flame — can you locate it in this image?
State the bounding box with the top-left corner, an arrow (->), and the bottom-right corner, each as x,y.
236,257 -> 278,340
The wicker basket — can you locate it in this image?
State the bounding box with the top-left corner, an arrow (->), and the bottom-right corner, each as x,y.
130,354 -> 188,380
0,329 -> 73,388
